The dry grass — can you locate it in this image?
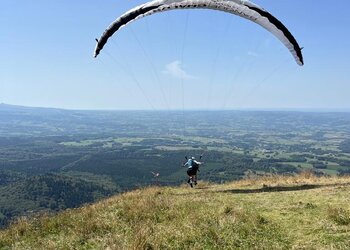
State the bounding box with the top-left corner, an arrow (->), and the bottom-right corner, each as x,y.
1,173 -> 350,249
328,207 -> 350,226
226,171 -> 350,188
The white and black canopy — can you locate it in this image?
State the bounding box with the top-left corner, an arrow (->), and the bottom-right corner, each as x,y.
94,0 -> 304,66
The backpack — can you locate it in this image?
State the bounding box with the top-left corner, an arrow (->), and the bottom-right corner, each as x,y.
192,160 -> 199,169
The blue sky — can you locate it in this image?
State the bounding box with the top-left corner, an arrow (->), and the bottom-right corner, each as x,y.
1,0 -> 350,110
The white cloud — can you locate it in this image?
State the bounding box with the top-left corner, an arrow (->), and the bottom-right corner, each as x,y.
163,60 -> 196,80
247,51 -> 259,57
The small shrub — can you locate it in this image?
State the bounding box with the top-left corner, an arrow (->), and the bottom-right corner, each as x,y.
257,215 -> 269,225
305,203 -> 317,209
223,206 -> 232,214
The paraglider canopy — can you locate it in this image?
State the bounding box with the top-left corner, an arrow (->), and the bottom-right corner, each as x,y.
94,0 -> 304,66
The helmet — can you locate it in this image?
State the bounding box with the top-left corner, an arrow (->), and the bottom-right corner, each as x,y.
191,156 -> 195,160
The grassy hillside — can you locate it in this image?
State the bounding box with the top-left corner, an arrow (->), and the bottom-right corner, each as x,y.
1,173 -> 350,249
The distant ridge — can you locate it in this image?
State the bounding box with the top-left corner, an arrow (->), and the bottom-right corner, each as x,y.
0,103 -> 65,113
1,103 -> 350,113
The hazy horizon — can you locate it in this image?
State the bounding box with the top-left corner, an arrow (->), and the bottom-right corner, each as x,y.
2,102 -> 350,113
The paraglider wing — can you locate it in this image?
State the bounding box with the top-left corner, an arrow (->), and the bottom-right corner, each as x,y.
94,0 -> 304,66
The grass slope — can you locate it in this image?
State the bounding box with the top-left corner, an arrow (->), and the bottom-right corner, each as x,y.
1,173 -> 350,249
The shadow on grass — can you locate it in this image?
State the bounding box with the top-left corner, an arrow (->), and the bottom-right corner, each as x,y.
220,182 -> 350,194
221,184 -> 320,194
195,186 -> 211,190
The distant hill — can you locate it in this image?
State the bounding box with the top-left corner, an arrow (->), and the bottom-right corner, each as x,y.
0,103 -> 68,115
1,174 -> 350,249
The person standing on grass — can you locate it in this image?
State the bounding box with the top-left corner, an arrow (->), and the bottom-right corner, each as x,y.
183,156 -> 202,188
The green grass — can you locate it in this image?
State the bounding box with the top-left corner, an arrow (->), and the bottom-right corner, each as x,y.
155,146 -> 196,151
176,136 -> 227,144
60,137 -> 147,147
280,162 -> 313,169
1,174 -> 350,249
321,169 -> 339,176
